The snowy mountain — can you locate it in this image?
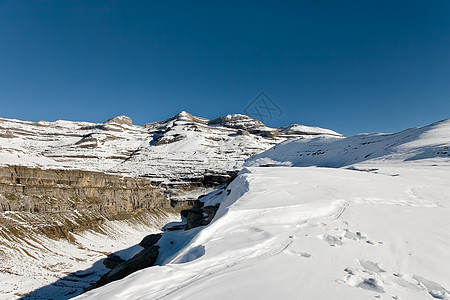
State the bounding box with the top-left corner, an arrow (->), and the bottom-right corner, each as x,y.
0,112 -> 341,200
0,112 -> 342,299
79,119 -> 450,300
246,118 -> 450,168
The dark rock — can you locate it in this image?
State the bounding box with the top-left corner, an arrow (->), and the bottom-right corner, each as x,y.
139,233 -> 162,248
182,200 -> 220,230
236,129 -> 250,136
92,246 -> 159,290
155,133 -> 184,145
103,254 -> 125,269
162,221 -> 186,231
249,129 -> 280,138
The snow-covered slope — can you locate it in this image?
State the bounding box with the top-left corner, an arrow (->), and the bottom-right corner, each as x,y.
79,119 -> 450,300
110,112 -> 281,183
0,210 -> 178,299
0,115 -> 146,171
0,112 -> 342,299
246,118 -> 450,168
0,112 -> 341,198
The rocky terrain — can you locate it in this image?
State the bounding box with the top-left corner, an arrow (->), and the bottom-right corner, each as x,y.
0,112 -> 341,298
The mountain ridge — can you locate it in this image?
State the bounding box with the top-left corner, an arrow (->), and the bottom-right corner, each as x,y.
0,111 -> 342,200
246,117 -> 450,168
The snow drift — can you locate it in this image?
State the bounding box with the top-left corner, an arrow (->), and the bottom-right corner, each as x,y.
78,119 -> 450,300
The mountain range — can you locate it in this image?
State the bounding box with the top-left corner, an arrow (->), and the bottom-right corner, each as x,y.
0,112 -> 340,299
1,115 -> 449,299
0,111 -> 341,201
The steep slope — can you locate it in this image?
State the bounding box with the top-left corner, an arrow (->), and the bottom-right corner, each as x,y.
0,165 -> 177,299
79,119 -> 450,300
1,210 -> 178,299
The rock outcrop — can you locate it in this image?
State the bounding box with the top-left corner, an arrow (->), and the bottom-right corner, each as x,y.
182,200 -> 220,230
91,233 -> 162,290
0,165 -> 170,240
104,115 -> 133,127
89,199 -> 220,291
0,165 -> 169,213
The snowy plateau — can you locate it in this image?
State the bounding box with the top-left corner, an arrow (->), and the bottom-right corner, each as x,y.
1,113 -> 450,300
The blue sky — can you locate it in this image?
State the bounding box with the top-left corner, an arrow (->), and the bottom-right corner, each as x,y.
0,1 -> 449,136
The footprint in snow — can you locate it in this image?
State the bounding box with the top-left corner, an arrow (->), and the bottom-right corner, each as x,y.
343,229 -> 384,246
342,260 -> 450,299
321,234 -> 343,247
413,275 -> 450,299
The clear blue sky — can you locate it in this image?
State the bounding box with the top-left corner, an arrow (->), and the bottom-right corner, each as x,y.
0,1 -> 449,135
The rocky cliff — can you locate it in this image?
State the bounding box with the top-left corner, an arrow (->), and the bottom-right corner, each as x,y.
0,165 -> 169,241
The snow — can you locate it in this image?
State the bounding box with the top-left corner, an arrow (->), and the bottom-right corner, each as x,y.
78,118 -> 450,300
246,118 -> 450,168
0,211 -> 179,299
3,114 -> 450,299
78,165 -> 450,300
0,113 -> 338,187
278,124 -> 343,136
0,113 -> 342,298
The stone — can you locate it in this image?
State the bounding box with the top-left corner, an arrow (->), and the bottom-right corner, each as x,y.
139,233 -> 162,248
92,246 -> 159,290
182,200 -> 220,230
103,254 -> 125,269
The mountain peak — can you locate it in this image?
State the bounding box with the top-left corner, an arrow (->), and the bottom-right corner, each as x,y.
104,115 -> 133,126
178,110 -> 190,117
166,111 -> 211,126
168,111 -> 195,121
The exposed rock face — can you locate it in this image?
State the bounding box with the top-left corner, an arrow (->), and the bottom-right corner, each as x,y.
0,165 -> 170,240
90,201 -> 220,291
208,114 -> 264,130
105,115 -> 133,127
182,200 -> 220,230
0,165 -> 169,213
139,233 -> 162,248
